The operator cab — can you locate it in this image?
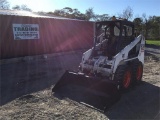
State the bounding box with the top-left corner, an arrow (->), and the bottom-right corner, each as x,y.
93,19 -> 135,59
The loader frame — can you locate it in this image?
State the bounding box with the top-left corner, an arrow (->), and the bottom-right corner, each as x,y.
80,20 -> 145,82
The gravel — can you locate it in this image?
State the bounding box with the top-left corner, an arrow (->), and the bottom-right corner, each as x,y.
0,47 -> 160,120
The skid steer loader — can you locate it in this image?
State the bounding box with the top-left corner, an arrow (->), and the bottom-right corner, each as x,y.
52,18 -> 145,111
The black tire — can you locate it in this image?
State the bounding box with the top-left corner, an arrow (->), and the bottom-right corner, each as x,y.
114,65 -> 132,90
132,61 -> 143,84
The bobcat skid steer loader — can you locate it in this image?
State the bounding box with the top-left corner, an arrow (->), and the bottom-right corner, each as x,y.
52,18 -> 145,111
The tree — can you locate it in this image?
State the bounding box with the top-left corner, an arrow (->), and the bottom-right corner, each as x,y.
63,7 -> 73,13
63,7 -> 73,18
133,17 -> 143,35
21,4 -> 32,11
94,14 -> 110,21
52,7 -> 86,20
152,16 -> 160,39
141,13 -> 151,39
12,5 -> 21,10
118,6 -> 133,20
85,8 -> 95,21
146,16 -> 160,39
53,9 -> 65,17
72,8 -> 85,20
12,4 -> 32,11
0,0 -> 10,9
140,13 -> 160,39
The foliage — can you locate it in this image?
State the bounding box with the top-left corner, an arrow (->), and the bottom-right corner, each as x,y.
94,14 -> 110,21
12,5 -> 21,10
0,0 -> 10,9
85,8 -> 95,21
133,15 -> 160,40
118,6 -> 133,20
47,6 -> 160,40
51,7 -> 86,20
12,4 -> 32,11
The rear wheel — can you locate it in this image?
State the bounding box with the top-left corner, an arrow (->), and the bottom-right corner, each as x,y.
132,61 -> 143,84
114,65 -> 132,90
123,70 -> 131,89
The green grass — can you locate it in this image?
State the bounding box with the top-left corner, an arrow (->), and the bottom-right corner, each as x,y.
146,40 -> 160,46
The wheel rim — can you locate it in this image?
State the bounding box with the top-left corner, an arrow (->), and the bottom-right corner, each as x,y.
123,71 -> 131,88
137,65 -> 143,81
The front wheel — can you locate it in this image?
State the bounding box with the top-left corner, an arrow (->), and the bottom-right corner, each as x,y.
114,65 -> 132,90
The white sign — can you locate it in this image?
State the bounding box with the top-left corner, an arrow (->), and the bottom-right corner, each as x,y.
12,24 -> 40,40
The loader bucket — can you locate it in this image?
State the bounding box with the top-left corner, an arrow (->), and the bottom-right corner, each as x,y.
52,71 -> 121,111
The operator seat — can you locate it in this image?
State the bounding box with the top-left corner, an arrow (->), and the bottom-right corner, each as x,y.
106,36 -> 118,59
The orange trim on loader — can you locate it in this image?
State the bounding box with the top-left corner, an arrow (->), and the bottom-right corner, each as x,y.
123,71 -> 131,88
137,65 -> 143,81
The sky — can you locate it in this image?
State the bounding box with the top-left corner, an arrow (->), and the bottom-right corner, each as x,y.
8,0 -> 160,17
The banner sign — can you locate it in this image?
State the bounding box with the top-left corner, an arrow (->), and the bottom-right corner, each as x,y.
12,24 -> 40,40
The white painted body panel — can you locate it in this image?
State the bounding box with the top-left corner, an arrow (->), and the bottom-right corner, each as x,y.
80,34 -> 145,80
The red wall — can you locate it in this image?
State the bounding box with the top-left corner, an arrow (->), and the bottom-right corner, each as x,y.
0,15 -> 93,59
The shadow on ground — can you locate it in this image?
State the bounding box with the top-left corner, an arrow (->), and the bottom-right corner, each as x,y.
0,51 -> 82,105
0,59 -> 61,105
105,81 -> 160,119
52,78 -> 160,119
146,44 -> 160,49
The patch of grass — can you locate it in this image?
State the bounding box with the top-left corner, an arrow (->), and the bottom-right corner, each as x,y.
146,40 -> 160,46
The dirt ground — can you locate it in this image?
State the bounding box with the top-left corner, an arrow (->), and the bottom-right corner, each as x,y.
0,49 -> 160,120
